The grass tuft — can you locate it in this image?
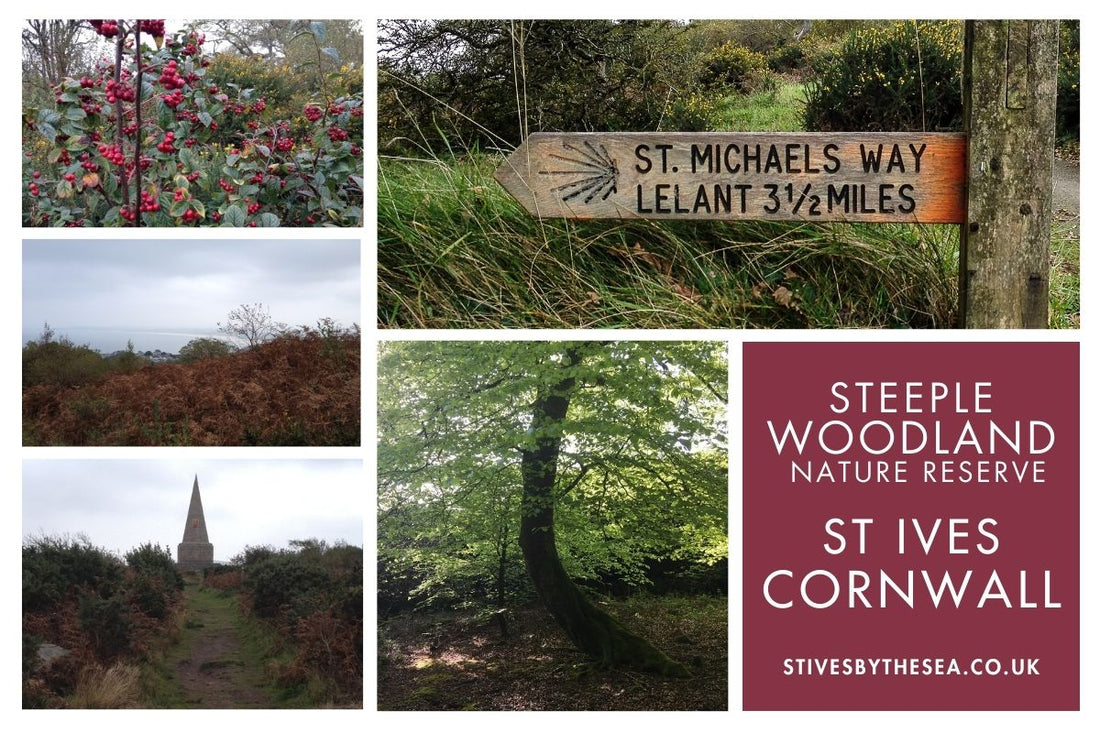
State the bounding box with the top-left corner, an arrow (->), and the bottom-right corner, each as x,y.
378,152 -> 961,329
70,663 -> 141,709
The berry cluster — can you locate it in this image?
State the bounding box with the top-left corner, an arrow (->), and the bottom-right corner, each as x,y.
138,189 -> 160,212
79,77 -> 97,88
156,131 -> 176,154
274,136 -> 295,152
105,78 -> 135,104
246,201 -> 261,215
139,20 -> 165,36
181,208 -> 201,223
162,89 -> 185,108
179,32 -> 205,57
63,173 -> 76,182
158,60 -> 185,90
326,126 -> 349,142
89,20 -> 119,38
173,187 -> 188,202
249,172 -> 265,184
218,178 -> 236,193
98,143 -> 126,166
28,181 -> 40,196
253,98 -> 266,113
304,104 -> 323,122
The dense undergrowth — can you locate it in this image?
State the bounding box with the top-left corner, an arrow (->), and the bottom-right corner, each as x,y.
23,536 -> 184,708
23,327 -> 360,446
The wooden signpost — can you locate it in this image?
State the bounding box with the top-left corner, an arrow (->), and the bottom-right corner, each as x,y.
495,132 -> 966,224
493,20 -> 1059,327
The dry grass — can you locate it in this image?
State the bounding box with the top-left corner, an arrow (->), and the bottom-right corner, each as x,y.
70,663 -> 142,709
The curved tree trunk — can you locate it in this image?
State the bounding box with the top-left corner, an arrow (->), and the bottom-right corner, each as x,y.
518,345 -> 688,677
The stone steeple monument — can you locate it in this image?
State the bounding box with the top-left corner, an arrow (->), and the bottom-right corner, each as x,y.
177,475 -> 214,571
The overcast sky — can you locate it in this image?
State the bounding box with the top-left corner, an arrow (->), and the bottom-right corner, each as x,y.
22,239 -> 360,350
22,459 -> 364,562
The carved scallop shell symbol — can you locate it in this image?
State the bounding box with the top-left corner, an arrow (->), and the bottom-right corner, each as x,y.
537,141 -> 618,204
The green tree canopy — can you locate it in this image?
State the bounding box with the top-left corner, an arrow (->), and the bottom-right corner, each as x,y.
377,341 -> 727,671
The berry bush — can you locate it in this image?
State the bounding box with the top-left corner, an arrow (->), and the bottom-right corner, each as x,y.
22,19 -> 363,227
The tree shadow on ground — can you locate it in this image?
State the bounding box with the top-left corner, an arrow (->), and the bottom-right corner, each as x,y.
377,595 -> 727,711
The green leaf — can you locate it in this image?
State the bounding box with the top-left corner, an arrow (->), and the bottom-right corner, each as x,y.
198,111 -> 213,128
223,204 -> 246,227
64,106 -> 86,121
257,212 -> 280,227
38,124 -> 57,144
321,47 -> 340,62
310,21 -> 327,43
37,108 -> 62,126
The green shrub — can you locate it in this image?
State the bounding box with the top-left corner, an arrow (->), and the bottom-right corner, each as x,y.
700,42 -> 777,94
663,92 -> 717,131
22,326 -> 108,388
1057,20 -> 1079,143
104,341 -> 150,375
126,574 -> 170,620
246,553 -> 334,620
767,43 -> 805,73
78,594 -> 132,660
23,535 -> 125,611
803,20 -> 963,132
178,337 -> 238,364
125,542 -> 184,591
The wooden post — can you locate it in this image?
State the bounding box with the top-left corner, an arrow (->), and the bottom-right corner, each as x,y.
960,20 -> 1059,328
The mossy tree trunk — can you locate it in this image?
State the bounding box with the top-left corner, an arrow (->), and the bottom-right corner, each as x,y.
517,345 -> 688,677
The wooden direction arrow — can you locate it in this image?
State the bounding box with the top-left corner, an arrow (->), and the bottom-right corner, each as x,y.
495,132 -> 967,223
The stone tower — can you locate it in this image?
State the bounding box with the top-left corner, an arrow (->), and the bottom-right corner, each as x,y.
177,475 -> 214,571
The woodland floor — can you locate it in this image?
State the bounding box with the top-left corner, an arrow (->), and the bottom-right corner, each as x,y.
159,583 -> 272,708
378,594 -> 727,711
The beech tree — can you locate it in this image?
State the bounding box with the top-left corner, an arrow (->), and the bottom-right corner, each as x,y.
377,341 -> 726,675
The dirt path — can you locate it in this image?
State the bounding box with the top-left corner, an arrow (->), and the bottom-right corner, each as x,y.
168,583 -> 272,708
1052,156 -> 1080,237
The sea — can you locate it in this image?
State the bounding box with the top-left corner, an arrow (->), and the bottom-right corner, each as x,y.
21,326 -> 222,355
